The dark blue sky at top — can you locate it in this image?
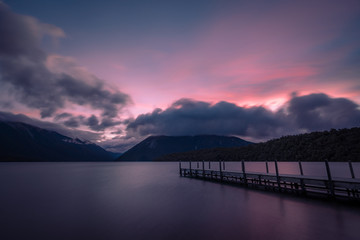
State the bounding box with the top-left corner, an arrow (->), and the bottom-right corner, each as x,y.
6,0 -> 288,55
7,0 -> 221,54
9,0 -> 360,61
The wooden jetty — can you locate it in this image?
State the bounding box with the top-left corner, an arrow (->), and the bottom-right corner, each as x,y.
179,159 -> 360,201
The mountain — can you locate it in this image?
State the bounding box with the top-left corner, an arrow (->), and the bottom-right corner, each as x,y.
157,128 -> 360,162
117,135 -> 252,161
0,121 -> 115,162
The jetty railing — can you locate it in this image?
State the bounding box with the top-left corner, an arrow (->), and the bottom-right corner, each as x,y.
179,159 -> 360,201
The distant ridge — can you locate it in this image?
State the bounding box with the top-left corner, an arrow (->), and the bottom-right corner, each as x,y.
0,121 -> 115,162
157,128 -> 360,162
117,135 -> 252,161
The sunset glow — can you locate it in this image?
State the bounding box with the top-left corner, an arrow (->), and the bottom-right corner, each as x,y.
1,0 -> 359,151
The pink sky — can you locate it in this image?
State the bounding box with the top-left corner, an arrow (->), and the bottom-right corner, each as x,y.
1,0 -> 360,150
70,0 -> 360,118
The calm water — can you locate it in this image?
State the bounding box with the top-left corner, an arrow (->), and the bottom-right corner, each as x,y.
1,162 -> 360,240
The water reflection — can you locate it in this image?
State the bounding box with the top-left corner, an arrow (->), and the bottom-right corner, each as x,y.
0,162 -> 359,240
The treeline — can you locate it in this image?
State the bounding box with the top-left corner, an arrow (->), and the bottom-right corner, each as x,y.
156,128 -> 360,162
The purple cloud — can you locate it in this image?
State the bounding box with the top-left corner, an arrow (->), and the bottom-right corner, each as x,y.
126,93 -> 360,141
0,3 -> 131,126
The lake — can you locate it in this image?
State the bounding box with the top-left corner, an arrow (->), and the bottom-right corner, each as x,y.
1,162 -> 360,240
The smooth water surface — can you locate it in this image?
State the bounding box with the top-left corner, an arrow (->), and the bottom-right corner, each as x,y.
1,162 -> 360,240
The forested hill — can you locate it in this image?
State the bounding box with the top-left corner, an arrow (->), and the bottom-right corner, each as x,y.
156,128 -> 360,162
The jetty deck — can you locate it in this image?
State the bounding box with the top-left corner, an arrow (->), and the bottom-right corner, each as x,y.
179,160 -> 360,201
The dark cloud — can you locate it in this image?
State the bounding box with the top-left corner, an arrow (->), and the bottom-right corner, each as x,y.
126,98 -> 287,138
63,117 -> 82,128
53,113 -> 119,131
287,93 -> 360,131
85,115 -> 121,131
54,112 -> 73,121
87,115 -> 99,129
126,93 -> 360,140
0,3 -> 131,122
0,3 -> 45,59
54,113 -> 86,129
56,75 -> 130,118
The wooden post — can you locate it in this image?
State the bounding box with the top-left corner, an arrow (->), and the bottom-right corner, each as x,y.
189,159 -> 192,177
349,160 -> 355,179
258,175 -> 262,186
300,178 -> 306,195
223,161 -> 225,170
265,160 -> 269,174
202,160 -> 205,178
241,159 -> 247,186
219,156 -> 223,181
209,161 -> 211,169
325,159 -> 335,197
179,160 -> 182,176
297,155 -> 305,194
298,160 -> 304,176
275,159 -> 281,190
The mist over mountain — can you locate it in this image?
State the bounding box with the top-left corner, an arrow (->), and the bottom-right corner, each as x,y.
0,121 -> 115,162
117,135 -> 252,161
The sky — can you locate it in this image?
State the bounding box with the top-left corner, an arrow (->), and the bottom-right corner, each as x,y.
0,0 -> 360,152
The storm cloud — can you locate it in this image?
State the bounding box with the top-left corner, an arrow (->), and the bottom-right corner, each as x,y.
0,3 -> 131,122
85,115 -> 121,131
126,93 -> 360,140
52,113 -> 121,131
287,93 -> 360,131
